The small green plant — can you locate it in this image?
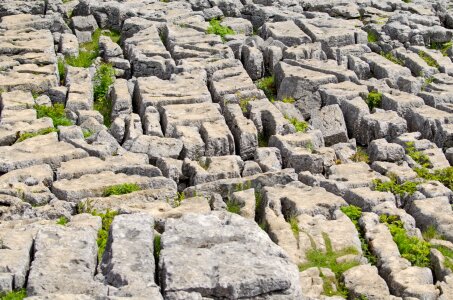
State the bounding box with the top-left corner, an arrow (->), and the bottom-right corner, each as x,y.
83,129 -> 93,139
34,104 -> 73,127
234,180 -> 252,192
415,166 -> 453,190
429,41 -> 452,56
93,63 -> 115,126
56,216 -> 69,226
0,289 -> 27,300
366,90 -> 382,111
305,141 -> 314,153
341,205 -> 377,265
422,225 -> 444,241
226,198 -> 242,214
285,116 -> 308,133
239,97 -> 250,113
92,209 -> 118,260
16,127 -> 58,143
422,76 -> 435,91
405,142 -> 431,168
380,215 -> 431,267
206,19 -> 235,42
65,29 -> 102,67
432,244 -> 453,271
154,235 -> 161,261
299,233 -> 359,298
367,31 -> 379,43
103,183 -> 141,197
174,192 -> 185,207
255,76 -> 277,102
287,215 -> 299,239
102,29 -> 121,44
350,147 -> 369,163
281,97 -> 295,104
58,58 -> 65,84
372,176 -> 418,197
258,132 -> 269,147
380,51 -> 405,66
402,0 -> 411,3
77,198 -> 95,214
418,50 -> 440,69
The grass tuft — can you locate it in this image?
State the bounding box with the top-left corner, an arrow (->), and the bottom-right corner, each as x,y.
92,209 -> 118,260
34,104 -> 73,127
405,142 -> 431,168
154,235 -> 161,261
366,90 -> 382,111
422,225 -> 444,241
58,58 -> 65,84
206,19 -> 235,42
341,205 -> 377,265
372,176 -> 418,197
256,76 -> 277,102
103,183 -> 141,197
367,31 -> 379,43
56,216 -> 69,226
0,289 -> 27,300
298,233 -> 359,298
16,127 -> 58,143
286,116 -> 308,133
418,50 -> 440,69
350,147 -> 369,163
226,199 -> 242,214
258,132 -> 269,147
93,63 -> 115,126
380,216 -> 431,267
380,51 -> 405,66
429,41 -> 453,57
415,166 -> 453,190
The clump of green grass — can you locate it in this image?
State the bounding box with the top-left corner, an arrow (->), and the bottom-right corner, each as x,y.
366,90 -> 382,111
367,31 -> 379,43
226,199 -> 242,214
415,166 -> 453,190
0,289 -> 27,300
405,142 -> 431,168
299,233 -> 359,298
34,104 -> 73,127
429,41 -> 453,57
421,76 -> 435,91
154,235 -> 161,261
92,209 -> 118,260
103,183 -> 141,197
102,29 -> 121,44
256,76 -> 277,102
58,58 -> 65,84
432,244 -> 453,271
16,127 -> 58,143
418,50 -> 440,69
93,63 -> 115,126
380,51 -> 405,66
234,180 -> 252,192
65,29 -> 102,67
372,176 -> 418,197
206,19 -> 235,42
239,97 -> 250,113
350,147 -> 369,163
56,216 -> 69,226
258,132 -> 269,147
285,116 -> 308,133
422,225 -> 444,241
174,192 -> 185,207
281,97 -> 295,104
287,215 -> 299,239
380,215 -> 431,267
83,129 -> 93,139
341,205 -> 378,265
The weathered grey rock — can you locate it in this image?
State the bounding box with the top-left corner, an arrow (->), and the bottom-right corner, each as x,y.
52,171 -> 176,202
368,138 -> 405,163
159,212 -> 302,298
342,265 -> 393,300
27,221 -> 108,296
100,214 -> 162,298
310,104 -> 348,146
124,135 -> 183,163
254,147 -> 282,172
110,79 -> 132,120
261,21 -> 311,47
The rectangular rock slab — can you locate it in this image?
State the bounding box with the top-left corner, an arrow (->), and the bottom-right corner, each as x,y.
27,225 -> 108,296
100,213 -> 162,298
